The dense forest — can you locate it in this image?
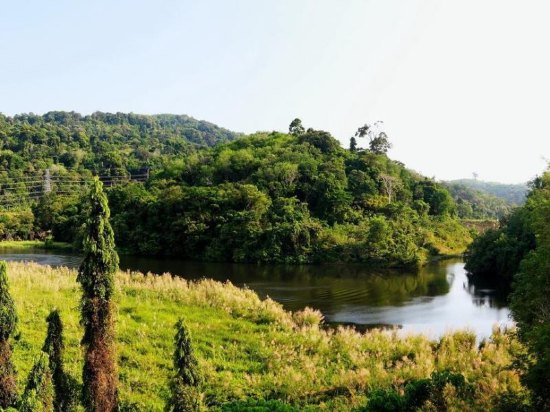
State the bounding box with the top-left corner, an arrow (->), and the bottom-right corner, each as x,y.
0,113 -> 472,267
0,111 -> 239,176
465,170 -> 550,409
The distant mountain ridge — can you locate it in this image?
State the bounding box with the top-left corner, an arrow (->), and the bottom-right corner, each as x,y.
0,111 -> 241,175
446,179 -> 528,206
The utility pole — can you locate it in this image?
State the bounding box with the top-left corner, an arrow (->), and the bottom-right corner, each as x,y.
43,168 -> 51,193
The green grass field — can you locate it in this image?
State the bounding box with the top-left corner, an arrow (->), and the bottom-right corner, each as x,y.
6,261 -> 525,411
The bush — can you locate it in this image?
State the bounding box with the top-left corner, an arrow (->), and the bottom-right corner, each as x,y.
215,399 -> 299,412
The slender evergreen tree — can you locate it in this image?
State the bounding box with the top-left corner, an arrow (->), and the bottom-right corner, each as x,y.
19,353 -> 54,412
43,310 -> 76,412
0,261 -> 17,408
77,178 -> 119,412
166,319 -> 203,412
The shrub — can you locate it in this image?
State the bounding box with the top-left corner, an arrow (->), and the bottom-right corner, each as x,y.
0,261 -> 18,408
166,319 -> 204,412
19,353 -> 54,412
215,399 -> 300,412
42,310 -> 78,412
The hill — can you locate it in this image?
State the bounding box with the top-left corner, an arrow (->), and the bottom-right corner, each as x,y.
0,111 -> 240,176
443,182 -> 514,219
7,261 -> 523,411
446,179 -> 528,205
0,117 -> 472,266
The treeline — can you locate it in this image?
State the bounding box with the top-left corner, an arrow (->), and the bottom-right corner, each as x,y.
0,181 -> 204,412
0,116 -> 472,267
465,170 -> 550,409
443,182 -> 515,220
0,111 -> 239,177
447,178 -> 527,205
36,121 -> 471,267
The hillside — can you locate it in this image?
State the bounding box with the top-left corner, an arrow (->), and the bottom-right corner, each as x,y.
443,182 -> 514,219
7,261 -> 523,411
0,117 -> 472,267
0,111 -> 240,176
447,179 -> 528,205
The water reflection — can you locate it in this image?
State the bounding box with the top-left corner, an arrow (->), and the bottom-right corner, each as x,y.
0,250 -> 512,338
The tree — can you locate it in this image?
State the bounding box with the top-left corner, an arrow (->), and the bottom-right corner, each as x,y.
19,353 -> 54,412
355,122 -> 392,155
379,174 -> 400,203
349,136 -> 357,152
77,178 -> 119,412
0,261 -> 17,408
508,171 -> 550,410
288,118 -> 305,136
166,319 -> 203,412
43,310 -> 77,412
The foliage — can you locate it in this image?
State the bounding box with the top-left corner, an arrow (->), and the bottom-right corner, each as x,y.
354,122 -> 392,154
465,188 -> 536,285
508,171 -> 550,410
166,319 -> 204,412
215,399 -> 299,411
0,261 -> 17,408
0,111 -> 238,177
447,179 -> 528,205
19,353 -> 54,412
357,370 -> 474,411
0,114 -> 470,267
444,181 -> 514,219
100,128 -> 469,267
5,261 -> 526,411
42,310 -> 78,412
466,170 -> 550,409
77,179 -> 119,412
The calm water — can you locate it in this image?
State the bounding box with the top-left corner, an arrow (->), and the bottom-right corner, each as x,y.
0,250 -> 512,338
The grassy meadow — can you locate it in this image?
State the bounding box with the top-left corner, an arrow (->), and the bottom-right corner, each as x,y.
7,261 -> 525,411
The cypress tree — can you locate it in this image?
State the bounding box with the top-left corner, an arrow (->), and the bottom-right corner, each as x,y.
166,319 -> 203,412
77,178 -> 119,412
19,353 -> 54,412
0,261 -> 17,408
43,310 -> 76,412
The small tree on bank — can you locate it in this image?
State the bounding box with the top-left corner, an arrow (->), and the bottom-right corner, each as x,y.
43,310 -> 77,412
0,261 -> 18,408
166,319 -> 203,412
77,178 -> 119,412
19,353 -> 54,412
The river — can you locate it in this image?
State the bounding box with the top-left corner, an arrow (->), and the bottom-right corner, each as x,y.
0,250 -> 512,339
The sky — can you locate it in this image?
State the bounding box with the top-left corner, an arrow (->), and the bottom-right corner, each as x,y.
1,0 -> 549,183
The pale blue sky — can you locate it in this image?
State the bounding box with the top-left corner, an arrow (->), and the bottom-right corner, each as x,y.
1,0 -> 549,183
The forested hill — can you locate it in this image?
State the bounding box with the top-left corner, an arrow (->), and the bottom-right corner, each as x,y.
0,111 -> 239,175
0,117 -> 472,267
446,179 -> 528,205
443,182 -> 514,219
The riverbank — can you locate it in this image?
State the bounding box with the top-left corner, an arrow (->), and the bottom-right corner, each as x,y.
5,261 -> 525,410
0,239 -> 74,251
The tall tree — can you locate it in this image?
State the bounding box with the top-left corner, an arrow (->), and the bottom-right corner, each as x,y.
0,261 -> 17,408
355,122 -> 392,154
43,310 -> 76,412
166,319 -> 203,412
349,136 -> 357,152
77,178 -> 119,412
289,118 -> 305,136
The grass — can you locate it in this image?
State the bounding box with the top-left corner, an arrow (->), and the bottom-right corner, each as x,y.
6,261 -> 526,411
0,240 -> 73,251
